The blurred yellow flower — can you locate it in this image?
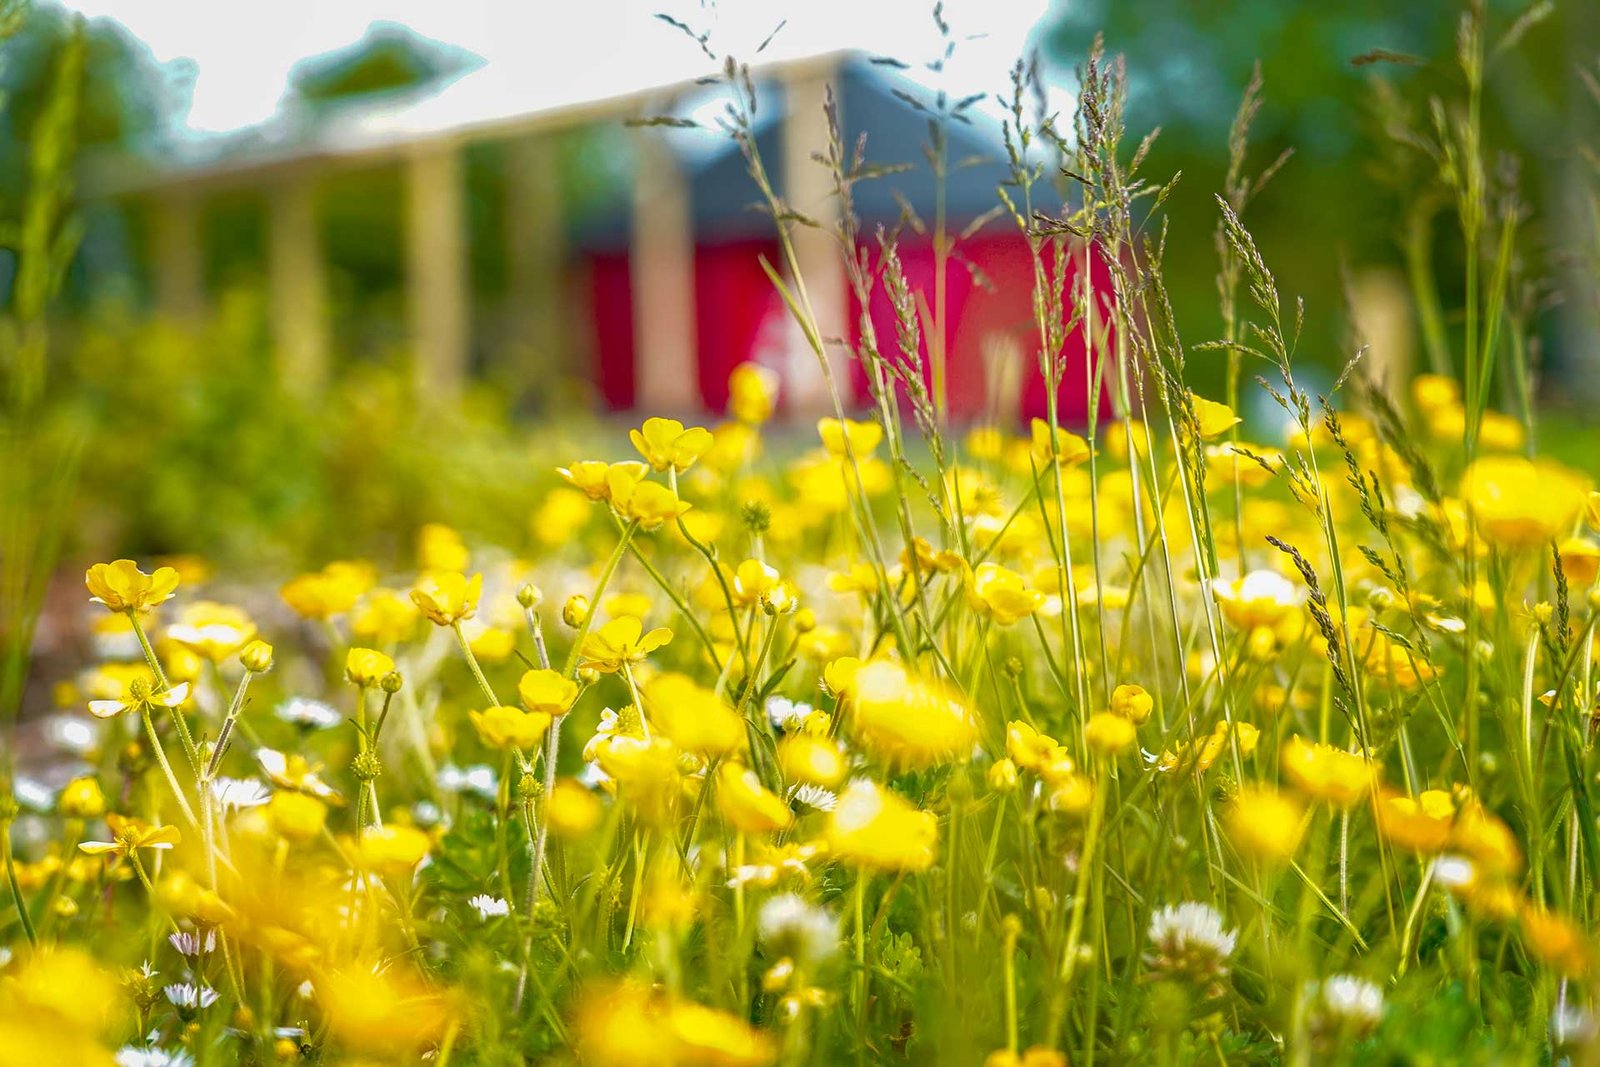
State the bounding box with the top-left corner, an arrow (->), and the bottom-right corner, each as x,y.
716,762 -> 793,835
350,588 -> 421,644
316,963 -> 455,1055
1029,418 -> 1091,467
1280,736 -> 1379,807
847,659 -> 979,769
418,522 -> 471,572
280,560 -> 375,619
57,777 -> 106,820
268,791 -> 328,843
827,779 -> 937,872
644,672 -> 745,758
818,416 -> 883,458
1375,789 -> 1456,853
1084,711 -> 1137,756
469,705 -> 552,750
728,362 -> 780,425
85,558 -> 179,614
1225,785 -> 1305,863
547,778 -> 604,839
358,824 -> 433,874
166,600 -> 257,662
777,733 -> 847,787
1212,570 -> 1300,630
967,562 -> 1046,625
1462,456 -> 1588,549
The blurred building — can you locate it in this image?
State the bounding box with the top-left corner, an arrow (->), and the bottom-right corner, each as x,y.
84,45 -> 1106,421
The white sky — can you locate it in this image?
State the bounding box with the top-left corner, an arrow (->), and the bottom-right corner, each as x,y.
59,0 -> 1057,135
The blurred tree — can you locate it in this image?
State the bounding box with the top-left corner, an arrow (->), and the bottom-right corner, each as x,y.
286,20 -> 479,108
0,1 -> 179,205
1039,0 -> 1600,396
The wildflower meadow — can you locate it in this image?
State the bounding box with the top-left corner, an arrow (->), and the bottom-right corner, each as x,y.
5,2 -> 1600,1065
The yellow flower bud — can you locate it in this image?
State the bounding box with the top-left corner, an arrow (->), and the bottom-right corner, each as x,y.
239,640 -> 274,673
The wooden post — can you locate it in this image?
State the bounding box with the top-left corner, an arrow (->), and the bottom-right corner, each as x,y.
506,136 -> 566,391
150,187 -> 205,322
267,168 -> 329,396
405,141 -> 470,402
630,130 -> 699,413
781,60 -> 847,418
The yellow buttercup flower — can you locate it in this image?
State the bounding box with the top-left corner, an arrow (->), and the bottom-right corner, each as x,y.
418,522 -> 470,572
967,562 -> 1046,625
1110,683 -> 1153,724
350,587 -> 422,644
268,791 -> 329,843
777,733 -> 847,787
79,813 -> 182,859
280,561 -> 374,619
580,616 -> 673,673
1375,788 -> 1456,853
1225,785 -> 1305,863
1212,570 -> 1300,630
518,668 -> 579,716
316,962 -> 455,1055
1029,418 -> 1091,467
732,558 -> 783,607
410,571 -> 482,626
357,824 -> 433,874
1413,373 -> 1459,414
557,459 -> 618,501
1084,711 -> 1137,756
818,416 -> 883,458
728,362 -> 780,425
643,672 -> 745,757
1005,720 -> 1066,774
1462,456 -> 1589,549
716,762 -> 793,835
1280,735 -> 1379,806
631,416 -> 715,473
826,779 -> 937,872
610,475 -> 693,530
165,600 -> 257,662
86,669 -> 189,719
85,559 -> 179,613
345,647 -> 396,688
57,777 -> 106,820
575,981 -> 776,1067
470,705 -> 552,750
847,659 -> 979,769
547,778 -> 604,839
1519,904 -> 1592,977
1188,392 -> 1241,439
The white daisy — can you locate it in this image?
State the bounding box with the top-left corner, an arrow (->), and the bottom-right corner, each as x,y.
116,1048 -> 195,1067
163,983 -> 219,1010
211,777 -> 272,812
275,697 -> 343,730
167,929 -> 216,957
437,764 -> 497,800
1317,974 -> 1385,1029
468,894 -> 511,920
789,784 -> 837,812
758,893 -> 838,965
